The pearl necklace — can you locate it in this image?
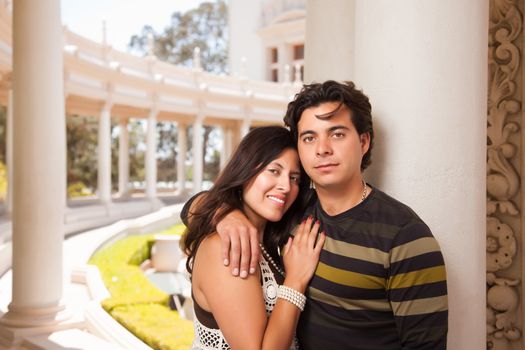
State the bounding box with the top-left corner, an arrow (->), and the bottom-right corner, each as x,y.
259,243 -> 286,277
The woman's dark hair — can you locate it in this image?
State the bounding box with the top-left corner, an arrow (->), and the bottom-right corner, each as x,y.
283,80 -> 374,170
181,126 -> 310,273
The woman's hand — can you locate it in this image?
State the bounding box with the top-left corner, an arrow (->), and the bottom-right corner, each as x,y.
282,216 -> 325,292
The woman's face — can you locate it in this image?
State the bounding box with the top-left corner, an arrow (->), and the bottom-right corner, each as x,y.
242,148 -> 301,229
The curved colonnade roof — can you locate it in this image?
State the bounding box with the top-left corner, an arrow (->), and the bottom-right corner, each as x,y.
0,4 -> 300,127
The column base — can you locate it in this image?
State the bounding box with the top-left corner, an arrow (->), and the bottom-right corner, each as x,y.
147,197 -> 164,211
117,192 -> 131,200
0,302 -> 71,328
174,188 -> 188,197
0,302 -> 83,349
99,200 -> 114,216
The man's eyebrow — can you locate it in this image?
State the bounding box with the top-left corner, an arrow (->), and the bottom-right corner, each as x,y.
328,125 -> 351,132
299,125 -> 350,138
299,130 -> 316,138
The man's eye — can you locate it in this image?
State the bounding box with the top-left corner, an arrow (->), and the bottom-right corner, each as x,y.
332,132 -> 345,138
302,136 -> 314,143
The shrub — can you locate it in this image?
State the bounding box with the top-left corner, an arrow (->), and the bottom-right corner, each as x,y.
0,161 -> 7,199
111,304 -> 194,350
67,181 -> 94,198
89,224 -> 193,350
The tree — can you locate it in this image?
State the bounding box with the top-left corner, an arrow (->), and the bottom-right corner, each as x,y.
66,115 -> 99,196
111,120 -> 146,192
156,121 -> 177,185
128,0 -> 228,74
129,0 -> 228,182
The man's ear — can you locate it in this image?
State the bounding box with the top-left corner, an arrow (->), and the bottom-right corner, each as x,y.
360,132 -> 370,155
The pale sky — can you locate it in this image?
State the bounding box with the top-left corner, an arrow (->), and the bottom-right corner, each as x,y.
61,0 -> 207,52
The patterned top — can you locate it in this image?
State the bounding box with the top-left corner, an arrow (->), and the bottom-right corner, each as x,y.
191,256 -> 298,350
296,186 -> 448,350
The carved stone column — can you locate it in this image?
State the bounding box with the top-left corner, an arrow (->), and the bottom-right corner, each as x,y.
487,1 -> 523,349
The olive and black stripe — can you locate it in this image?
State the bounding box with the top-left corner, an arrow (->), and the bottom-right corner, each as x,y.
296,187 -> 447,350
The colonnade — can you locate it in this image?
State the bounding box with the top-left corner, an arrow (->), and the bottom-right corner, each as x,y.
0,91 -> 251,210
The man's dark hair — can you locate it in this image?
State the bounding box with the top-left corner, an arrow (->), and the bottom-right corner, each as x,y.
283,80 -> 374,170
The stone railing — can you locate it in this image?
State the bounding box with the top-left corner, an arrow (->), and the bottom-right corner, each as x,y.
0,3 -> 301,125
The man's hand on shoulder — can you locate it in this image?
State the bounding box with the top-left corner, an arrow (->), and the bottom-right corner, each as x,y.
217,210 -> 260,278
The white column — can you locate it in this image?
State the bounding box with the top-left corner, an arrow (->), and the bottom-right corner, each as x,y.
118,118 -> 130,197
0,0 -> 67,327
192,115 -> 204,193
177,122 -> 188,194
6,89 -> 13,214
177,123 -> 187,195
307,1 -> 487,349
278,43 -> 292,83
304,0 -> 355,83
97,105 -> 112,203
221,126 -> 233,170
240,108 -> 251,138
145,111 -> 157,199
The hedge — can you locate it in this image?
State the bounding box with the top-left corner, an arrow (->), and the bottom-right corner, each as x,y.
89,224 -> 193,349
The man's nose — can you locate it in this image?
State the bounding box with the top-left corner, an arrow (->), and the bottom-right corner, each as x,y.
316,137 -> 332,156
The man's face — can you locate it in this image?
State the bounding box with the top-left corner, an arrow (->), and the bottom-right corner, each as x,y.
297,101 -> 370,190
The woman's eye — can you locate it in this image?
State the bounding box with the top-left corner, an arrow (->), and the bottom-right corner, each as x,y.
290,175 -> 300,183
268,168 -> 279,175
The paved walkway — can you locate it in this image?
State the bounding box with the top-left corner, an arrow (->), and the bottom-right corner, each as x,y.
0,202 -> 186,349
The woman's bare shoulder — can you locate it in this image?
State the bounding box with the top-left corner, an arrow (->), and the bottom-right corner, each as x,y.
192,233 -> 226,278
195,232 -> 221,260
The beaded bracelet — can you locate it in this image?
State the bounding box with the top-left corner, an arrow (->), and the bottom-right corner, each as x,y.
278,285 -> 306,311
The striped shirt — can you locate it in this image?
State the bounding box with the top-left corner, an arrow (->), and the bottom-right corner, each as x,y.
297,187 -> 448,350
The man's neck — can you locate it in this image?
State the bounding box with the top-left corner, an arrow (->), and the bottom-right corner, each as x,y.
315,176 -> 368,216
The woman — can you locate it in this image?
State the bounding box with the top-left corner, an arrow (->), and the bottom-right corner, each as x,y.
181,126 -> 325,350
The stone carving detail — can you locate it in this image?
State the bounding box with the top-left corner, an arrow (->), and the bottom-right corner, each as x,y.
487,0 -> 522,349
487,0 -> 521,216
487,217 -> 517,272
487,273 -> 521,350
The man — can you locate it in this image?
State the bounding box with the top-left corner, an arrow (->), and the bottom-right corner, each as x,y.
183,81 -> 448,349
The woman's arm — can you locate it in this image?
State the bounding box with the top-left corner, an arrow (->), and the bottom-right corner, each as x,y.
193,218 -> 324,350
